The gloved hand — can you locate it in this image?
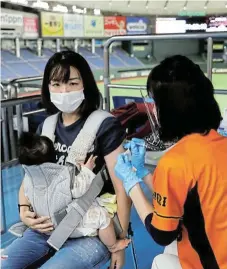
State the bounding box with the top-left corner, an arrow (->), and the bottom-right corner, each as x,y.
124,138 -> 150,179
115,154 -> 142,195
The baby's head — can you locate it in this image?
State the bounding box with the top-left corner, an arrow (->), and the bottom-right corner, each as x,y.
18,132 -> 56,166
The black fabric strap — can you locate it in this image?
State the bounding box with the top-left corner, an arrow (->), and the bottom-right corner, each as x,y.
18,204 -> 33,213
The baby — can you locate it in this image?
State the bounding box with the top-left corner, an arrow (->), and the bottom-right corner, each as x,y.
17,132 -> 130,253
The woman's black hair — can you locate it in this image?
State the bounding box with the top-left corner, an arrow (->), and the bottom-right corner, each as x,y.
42,51 -> 100,117
147,55 -> 222,142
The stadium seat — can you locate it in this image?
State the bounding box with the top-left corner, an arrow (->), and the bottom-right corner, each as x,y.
110,55 -> 126,68
20,49 -> 39,61
29,61 -> 48,74
78,47 -> 95,57
1,64 -> 20,81
6,62 -> 41,77
113,48 -> 144,67
1,50 -> 24,63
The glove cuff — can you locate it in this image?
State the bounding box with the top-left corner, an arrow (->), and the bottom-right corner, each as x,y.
125,176 -> 143,196
137,168 -> 150,179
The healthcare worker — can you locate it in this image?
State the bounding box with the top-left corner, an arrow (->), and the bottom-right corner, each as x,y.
115,55 -> 227,269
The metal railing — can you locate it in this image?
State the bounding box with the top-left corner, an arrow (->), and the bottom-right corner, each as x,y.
1,95 -> 43,167
5,76 -> 43,99
107,84 -> 227,95
103,32 -> 227,111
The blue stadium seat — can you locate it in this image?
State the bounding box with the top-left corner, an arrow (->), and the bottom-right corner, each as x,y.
1,64 -> 20,81
29,60 -> 47,74
112,96 -> 144,108
43,48 -> 55,57
20,49 -> 39,61
86,57 -> 104,69
6,62 -> 41,77
95,47 -> 104,57
79,47 -> 95,57
110,55 -> 126,68
113,48 -> 144,67
1,165 -> 24,247
1,50 -> 24,63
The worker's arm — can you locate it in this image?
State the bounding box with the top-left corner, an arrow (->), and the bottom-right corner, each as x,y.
115,153 -> 189,246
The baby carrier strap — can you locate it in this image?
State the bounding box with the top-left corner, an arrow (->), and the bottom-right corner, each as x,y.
66,110 -> 113,165
47,169 -> 104,250
41,113 -> 59,142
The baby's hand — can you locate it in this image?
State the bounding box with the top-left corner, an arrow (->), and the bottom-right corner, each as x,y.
82,155 -> 97,171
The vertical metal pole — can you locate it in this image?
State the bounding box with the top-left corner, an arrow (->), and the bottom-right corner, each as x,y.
7,84 -> 18,99
16,105 -> 23,138
1,171 -> 6,234
7,106 -> 17,159
15,37 -> 20,58
207,37 -> 213,81
1,108 -> 10,162
56,38 -> 61,52
91,38 -> 96,54
74,39 -> 78,53
0,84 -> 5,100
37,38 -> 42,57
25,40 -> 30,48
103,46 -> 111,111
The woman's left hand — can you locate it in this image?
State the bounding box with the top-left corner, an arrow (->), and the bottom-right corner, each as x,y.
109,249 -> 125,269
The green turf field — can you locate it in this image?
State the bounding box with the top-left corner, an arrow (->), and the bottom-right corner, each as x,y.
98,74 -> 227,116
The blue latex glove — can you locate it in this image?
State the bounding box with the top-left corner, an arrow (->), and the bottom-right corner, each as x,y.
124,138 -> 150,179
115,154 -> 142,195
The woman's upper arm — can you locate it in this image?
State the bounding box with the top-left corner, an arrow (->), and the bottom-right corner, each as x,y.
104,145 -> 125,193
19,180 -> 30,205
96,116 -> 126,192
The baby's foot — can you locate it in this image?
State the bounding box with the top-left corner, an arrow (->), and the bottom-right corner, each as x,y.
108,238 -> 131,253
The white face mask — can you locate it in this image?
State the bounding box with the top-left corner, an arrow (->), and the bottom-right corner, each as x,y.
50,89 -> 85,113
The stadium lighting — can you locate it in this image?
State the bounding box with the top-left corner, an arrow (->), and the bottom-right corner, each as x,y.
183,0 -> 188,10
204,0 -> 209,9
164,0 -> 168,10
53,4 -> 68,13
145,0 -> 149,9
127,0 -> 130,8
109,0 -> 112,6
32,0 -> 49,10
84,8 -> 87,14
94,9 -> 101,15
72,5 -> 85,14
10,0 -> 28,5
225,2 -> 227,8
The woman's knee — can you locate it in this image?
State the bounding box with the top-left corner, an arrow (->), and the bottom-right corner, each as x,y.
41,237 -> 110,269
1,229 -> 50,269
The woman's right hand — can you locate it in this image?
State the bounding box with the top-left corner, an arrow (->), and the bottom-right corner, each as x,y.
20,209 -> 54,233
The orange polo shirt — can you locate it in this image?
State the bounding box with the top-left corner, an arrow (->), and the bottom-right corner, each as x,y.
151,130 -> 227,269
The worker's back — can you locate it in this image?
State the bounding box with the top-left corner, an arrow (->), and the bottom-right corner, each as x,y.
175,129 -> 227,269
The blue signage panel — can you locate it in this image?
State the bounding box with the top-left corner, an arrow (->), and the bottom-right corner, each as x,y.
126,17 -> 149,35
